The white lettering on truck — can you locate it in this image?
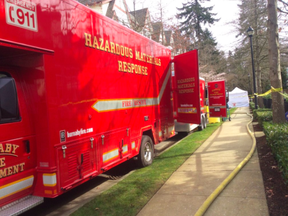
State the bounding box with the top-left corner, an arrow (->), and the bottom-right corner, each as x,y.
67,128 -> 94,138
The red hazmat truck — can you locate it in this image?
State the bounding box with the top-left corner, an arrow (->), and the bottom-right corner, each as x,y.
0,0 -> 202,214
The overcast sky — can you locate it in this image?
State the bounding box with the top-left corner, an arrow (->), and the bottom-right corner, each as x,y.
126,0 -> 241,54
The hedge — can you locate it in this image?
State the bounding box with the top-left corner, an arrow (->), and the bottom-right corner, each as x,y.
262,122 -> 288,183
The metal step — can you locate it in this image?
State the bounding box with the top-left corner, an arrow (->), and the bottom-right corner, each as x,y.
0,195 -> 43,216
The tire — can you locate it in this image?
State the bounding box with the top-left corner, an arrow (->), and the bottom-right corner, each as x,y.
138,135 -> 154,167
198,116 -> 205,131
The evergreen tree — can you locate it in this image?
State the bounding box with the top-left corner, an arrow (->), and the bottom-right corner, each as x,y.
177,0 -> 218,46
198,29 -> 222,73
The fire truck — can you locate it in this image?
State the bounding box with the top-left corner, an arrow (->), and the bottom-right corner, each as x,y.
0,0 -> 204,214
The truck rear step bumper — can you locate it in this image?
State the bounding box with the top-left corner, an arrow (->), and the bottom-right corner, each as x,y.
0,195 -> 43,216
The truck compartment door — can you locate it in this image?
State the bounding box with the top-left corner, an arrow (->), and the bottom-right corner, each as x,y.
173,50 -> 201,124
208,80 -> 227,117
58,138 -> 97,189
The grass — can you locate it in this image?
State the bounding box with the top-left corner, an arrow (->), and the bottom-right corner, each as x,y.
72,109 -> 236,216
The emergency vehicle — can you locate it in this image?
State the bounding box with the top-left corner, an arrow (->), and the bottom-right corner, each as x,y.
0,0 -> 203,214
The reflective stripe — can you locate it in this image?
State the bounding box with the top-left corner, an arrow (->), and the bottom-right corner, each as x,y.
92,71 -> 171,112
44,190 -> 53,195
131,141 -> 136,149
0,176 -> 34,200
103,149 -> 119,163
168,126 -> 175,135
210,106 -> 226,109
122,145 -> 128,153
43,173 -> 57,187
178,107 -> 197,114
103,144 -> 129,163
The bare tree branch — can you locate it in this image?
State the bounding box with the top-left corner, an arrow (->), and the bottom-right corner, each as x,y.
278,0 -> 288,7
277,6 -> 288,14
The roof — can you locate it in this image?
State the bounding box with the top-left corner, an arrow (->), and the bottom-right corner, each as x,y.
78,0 -> 110,6
106,0 -> 115,18
151,22 -> 162,42
230,87 -> 248,94
78,0 -> 102,5
129,8 -> 148,29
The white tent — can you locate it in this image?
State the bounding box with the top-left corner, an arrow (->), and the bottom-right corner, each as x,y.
228,87 -> 249,108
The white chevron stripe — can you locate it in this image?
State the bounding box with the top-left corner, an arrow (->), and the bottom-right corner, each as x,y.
92,70 -> 171,112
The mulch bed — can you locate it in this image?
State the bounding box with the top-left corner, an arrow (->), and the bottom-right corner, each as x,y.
254,121 -> 288,215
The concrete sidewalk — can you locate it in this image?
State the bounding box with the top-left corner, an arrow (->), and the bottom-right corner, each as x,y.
137,107 -> 269,216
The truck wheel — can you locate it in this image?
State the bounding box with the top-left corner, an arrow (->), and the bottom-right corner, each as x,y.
138,135 -> 154,167
198,116 -> 205,131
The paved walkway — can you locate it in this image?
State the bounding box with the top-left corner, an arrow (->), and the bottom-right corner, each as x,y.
137,107 -> 269,216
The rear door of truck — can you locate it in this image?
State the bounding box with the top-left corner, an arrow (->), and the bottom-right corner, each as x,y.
173,49 -> 201,125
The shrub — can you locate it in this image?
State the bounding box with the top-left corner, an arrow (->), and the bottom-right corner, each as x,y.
250,102 -> 255,110
263,122 -> 288,183
254,109 -> 273,126
282,92 -> 288,99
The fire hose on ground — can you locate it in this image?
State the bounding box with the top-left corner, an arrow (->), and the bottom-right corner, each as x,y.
194,112 -> 256,216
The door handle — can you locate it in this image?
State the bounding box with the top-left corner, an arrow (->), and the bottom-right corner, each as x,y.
24,140 -> 30,153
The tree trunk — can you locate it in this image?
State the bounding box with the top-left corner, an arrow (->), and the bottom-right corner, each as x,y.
267,0 -> 285,123
254,0 -> 264,108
